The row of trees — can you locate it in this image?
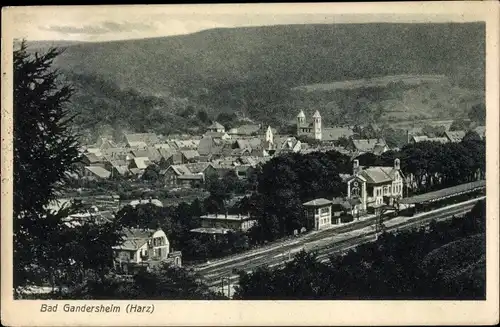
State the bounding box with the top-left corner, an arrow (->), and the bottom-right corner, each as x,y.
235,200 -> 486,300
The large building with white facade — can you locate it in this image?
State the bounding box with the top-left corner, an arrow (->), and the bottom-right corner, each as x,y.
346,158 -> 405,214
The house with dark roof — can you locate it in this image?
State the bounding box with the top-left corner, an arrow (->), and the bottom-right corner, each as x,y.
180,149 -> 200,163
321,127 -> 355,142
207,121 -> 226,133
348,138 -> 389,155
346,159 -> 404,214
112,228 -> 182,274
158,148 -> 183,168
160,163 -> 217,188
444,130 -> 466,143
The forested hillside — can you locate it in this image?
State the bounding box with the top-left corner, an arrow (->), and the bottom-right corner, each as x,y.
27,22 -> 485,137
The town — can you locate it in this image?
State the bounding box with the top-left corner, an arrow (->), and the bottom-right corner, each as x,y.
11,16 -> 488,302
49,108 -> 486,296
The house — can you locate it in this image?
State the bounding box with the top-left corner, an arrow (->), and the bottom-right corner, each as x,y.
321,127 -> 355,142
129,157 -> 151,171
197,136 -> 224,157
303,198 -> 333,230
346,159 -> 404,214
207,121 -> 226,133
104,159 -> 130,178
124,133 -> 159,148
83,166 -> 111,180
444,130 -> 466,143
274,136 -> 302,153
112,228 -> 182,275
158,148 -> 183,168
161,163 -> 217,188
348,138 -> 389,155
173,139 -> 200,150
180,150 -> 200,163
191,213 -> 257,234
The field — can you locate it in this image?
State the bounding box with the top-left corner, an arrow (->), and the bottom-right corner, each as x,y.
291,74 -> 448,92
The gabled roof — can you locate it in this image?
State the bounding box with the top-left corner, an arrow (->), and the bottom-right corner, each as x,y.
113,228 -> 156,251
164,162 -> 212,176
297,110 -> 306,118
360,166 -> 399,184
303,198 -> 332,207
85,166 -> 111,179
181,149 -> 200,160
124,133 -> 159,147
197,136 -> 223,156
444,130 -> 466,143
322,127 -> 354,141
158,148 -> 178,160
174,139 -> 200,149
312,110 -> 321,118
133,157 -> 151,170
352,138 -> 387,152
83,152 -> 103,164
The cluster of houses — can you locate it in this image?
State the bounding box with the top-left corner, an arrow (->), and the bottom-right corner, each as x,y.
68,111 -> 485,274
77,122 -> 311,187
407,126 -> 485,144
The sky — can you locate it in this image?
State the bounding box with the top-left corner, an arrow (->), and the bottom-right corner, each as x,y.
7,4 -> 486,42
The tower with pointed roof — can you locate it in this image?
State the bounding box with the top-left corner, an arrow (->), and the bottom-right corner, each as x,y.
296,110 -> 306,136
313,110 -> 322,140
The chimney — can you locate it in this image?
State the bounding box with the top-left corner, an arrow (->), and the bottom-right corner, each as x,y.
394,158 -> 401,170
353,159 -> 359,175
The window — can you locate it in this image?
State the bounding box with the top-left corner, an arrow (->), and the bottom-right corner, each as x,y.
320,207 -> 329,214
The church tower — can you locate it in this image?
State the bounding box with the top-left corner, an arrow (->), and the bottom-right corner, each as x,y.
312,110 -> 322,140
265,125 -> 274,145
296,110 -> 306,136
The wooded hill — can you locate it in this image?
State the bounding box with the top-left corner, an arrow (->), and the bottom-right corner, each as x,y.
26,23 -> 485,137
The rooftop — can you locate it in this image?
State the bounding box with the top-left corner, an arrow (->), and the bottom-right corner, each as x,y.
200,213 -> 252,221
303,198 -> 333,207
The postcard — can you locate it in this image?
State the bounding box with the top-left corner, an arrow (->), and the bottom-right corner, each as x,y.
1,2 -> 499,326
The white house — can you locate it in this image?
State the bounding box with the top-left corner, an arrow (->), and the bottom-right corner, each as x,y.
112,228 -> 182,274
303,198 -> 333,230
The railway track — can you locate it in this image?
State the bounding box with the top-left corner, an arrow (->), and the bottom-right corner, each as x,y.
201,198 -> 482,287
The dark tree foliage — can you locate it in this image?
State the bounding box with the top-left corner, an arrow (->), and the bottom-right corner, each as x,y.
14,42 -> 81,290
14,42 -> 80,221
249,150 -> 351,241
235,200 -> 486,300
55,264 -> 225,300
13,42 -> 123,296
